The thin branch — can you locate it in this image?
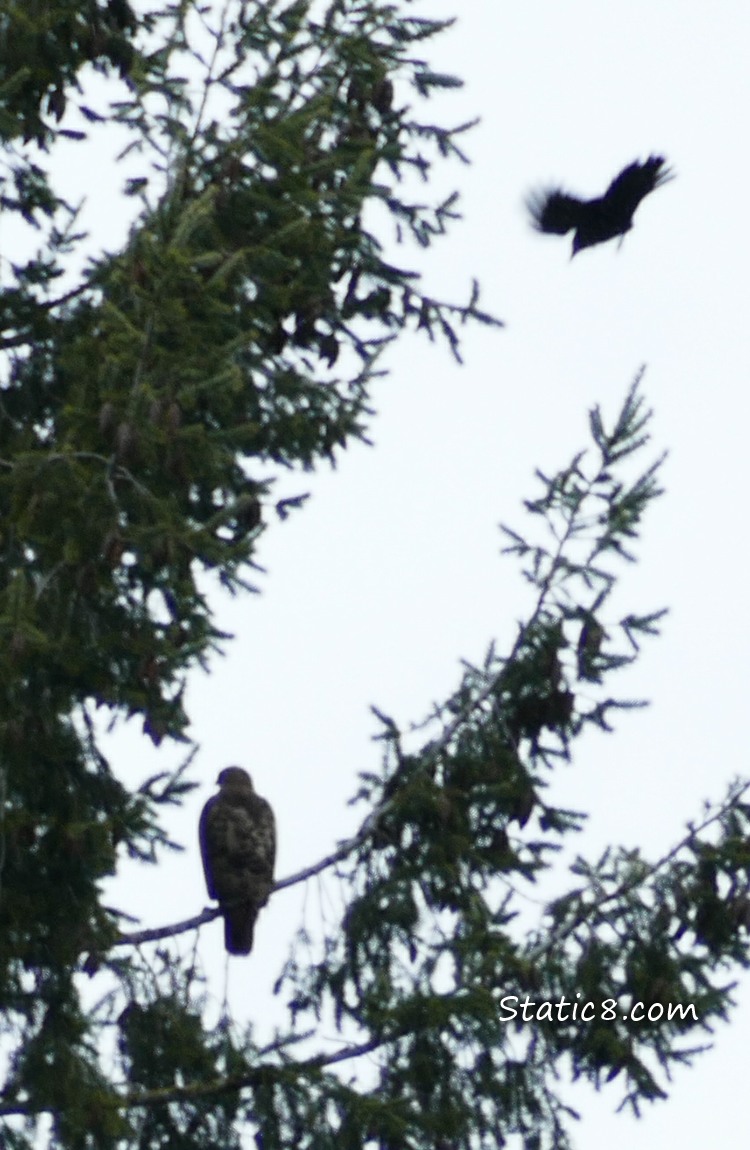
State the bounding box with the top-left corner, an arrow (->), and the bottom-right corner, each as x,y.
113,839 -> 364,948
0,1036 -> 388,1118
112,470 -> 608,952
533,776 -> 750,957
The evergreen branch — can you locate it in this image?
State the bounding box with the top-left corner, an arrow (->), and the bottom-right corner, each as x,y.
0,1036 -> 390,1118
113,839 -> 371,948
536,776 -> 750,957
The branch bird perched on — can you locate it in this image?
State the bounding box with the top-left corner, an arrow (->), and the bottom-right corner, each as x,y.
199,767 -> 276,955
526,155 -> 674,256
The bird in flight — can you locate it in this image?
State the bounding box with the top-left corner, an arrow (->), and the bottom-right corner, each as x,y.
526,155 -> 674,256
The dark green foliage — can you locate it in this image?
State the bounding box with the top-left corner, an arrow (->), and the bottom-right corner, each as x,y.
1,4 -> 749,1150
0,0 -> 137,147
269,382 -> 750,1149
0,1 -> 497,1144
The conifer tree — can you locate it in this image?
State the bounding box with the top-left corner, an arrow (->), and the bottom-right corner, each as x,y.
2,5 -> 750,1150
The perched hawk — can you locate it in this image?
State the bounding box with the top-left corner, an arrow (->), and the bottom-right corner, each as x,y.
199,767 -> 276,955
526,155 -> 674,256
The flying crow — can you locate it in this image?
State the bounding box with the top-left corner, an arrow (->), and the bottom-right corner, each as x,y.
527,155 -> 674,256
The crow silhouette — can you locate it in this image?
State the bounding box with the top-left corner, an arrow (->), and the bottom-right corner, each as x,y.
527,155 -> 673,256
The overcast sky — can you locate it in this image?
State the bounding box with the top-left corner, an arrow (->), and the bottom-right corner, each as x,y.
9,2 -> 750,1147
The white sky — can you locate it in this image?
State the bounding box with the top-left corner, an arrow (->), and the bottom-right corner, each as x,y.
8,2 -> 750,1147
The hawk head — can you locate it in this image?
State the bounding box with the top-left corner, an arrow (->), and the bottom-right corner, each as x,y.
217,765 -> 254,789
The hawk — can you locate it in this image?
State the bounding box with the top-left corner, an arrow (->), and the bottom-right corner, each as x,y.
199,766 -> 276,955
526,155 -> 674,256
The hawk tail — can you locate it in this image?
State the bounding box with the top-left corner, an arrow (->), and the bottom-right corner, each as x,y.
224,904 -> 256,956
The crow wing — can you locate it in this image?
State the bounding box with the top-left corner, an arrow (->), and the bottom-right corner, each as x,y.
601,155 -> 673,218
526,188 -> 586,236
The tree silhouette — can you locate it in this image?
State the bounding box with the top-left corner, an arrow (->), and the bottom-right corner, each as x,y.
2,7 -> 750,1150
527,155 -> 674,255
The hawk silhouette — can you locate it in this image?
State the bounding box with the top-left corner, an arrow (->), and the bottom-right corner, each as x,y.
526,155 -> 674,256
199,767 -> 276,955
